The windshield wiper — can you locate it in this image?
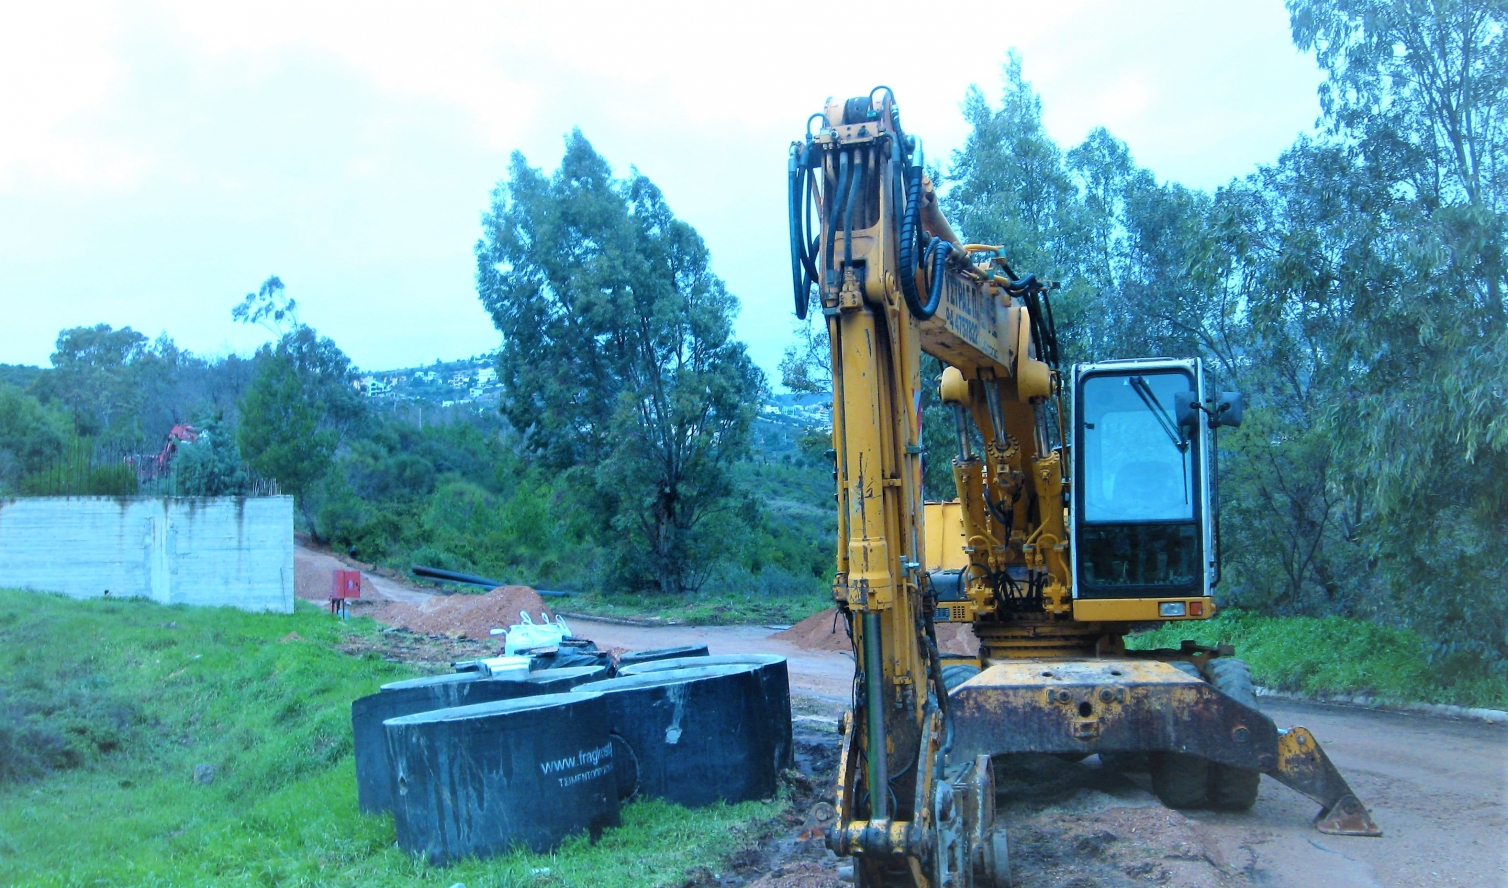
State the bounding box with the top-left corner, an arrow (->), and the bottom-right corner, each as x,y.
1129,376 -> 1187,453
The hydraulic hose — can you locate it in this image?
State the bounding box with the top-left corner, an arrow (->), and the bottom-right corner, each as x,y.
826,150 -> 850,279
862,612 -> 888,819
897,164 -> 941,319
924,236 -> 955,316
800,166 -> 821,284
789,146 -> 810,319
843,147 -> 864,267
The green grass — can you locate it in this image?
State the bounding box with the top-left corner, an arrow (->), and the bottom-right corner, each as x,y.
0,589 -> 781,887
1126,609 -> 1508,710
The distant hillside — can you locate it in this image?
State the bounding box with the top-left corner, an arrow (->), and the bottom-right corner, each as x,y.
356,355 -> 501,410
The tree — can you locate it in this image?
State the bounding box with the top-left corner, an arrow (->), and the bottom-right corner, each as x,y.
238,350 -> 334,521
476,131 -> 765,595
32,324 -> 151,441
1285,0 -> 1508,667
172,413 -> 248,497
0,385 -> 72,494
235,282 -> 364,533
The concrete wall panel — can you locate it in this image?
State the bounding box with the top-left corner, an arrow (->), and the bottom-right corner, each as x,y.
0,496 -> 294,613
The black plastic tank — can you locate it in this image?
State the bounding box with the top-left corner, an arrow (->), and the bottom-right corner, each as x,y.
354,672 -> 531,813
576,664 -> 777,807
617,654 -> 792,770
520,664 -> 609,693
384,691 -> 619,864
616,644 -> 709,668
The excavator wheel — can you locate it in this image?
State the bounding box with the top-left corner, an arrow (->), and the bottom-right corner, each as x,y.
1205,657 -> 1262,810
1150,751 -> 1210,809
1150,661 -> 1210,809
943,664 -> 981,692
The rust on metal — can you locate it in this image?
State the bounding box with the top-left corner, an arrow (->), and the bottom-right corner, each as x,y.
949,659 -> 1275,769
1266,726 -> 1383,837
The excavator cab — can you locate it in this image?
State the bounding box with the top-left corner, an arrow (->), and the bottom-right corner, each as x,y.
1069,358 -> 1240,624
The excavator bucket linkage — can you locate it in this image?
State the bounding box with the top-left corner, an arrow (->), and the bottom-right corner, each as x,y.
949,660 -> 1381,837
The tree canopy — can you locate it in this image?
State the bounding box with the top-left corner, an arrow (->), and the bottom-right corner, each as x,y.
934,0 -> 1508,671
476,131 -> 765,595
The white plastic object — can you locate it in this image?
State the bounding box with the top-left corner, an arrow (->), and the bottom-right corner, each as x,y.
477,655 -> 532,679
502,611 -> 572,655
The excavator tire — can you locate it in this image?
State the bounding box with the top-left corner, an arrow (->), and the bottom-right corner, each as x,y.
1150,661 -> 1210,809
1205,657 -> 1262,810
943,664 -> 981,692
1097,752 -> 1149,773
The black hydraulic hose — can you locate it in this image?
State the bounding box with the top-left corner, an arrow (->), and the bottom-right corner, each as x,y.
897,164 -> 937,319
805,112 -> 828,140
923,236 -> 954,315
921,607 -> 953,755
800,165 -> 821,283
1041,285 -> 1061,367
826,150 -> 849,278
1005,273 -> 1038,292
842,146 -> 864,267
789,146 -> 810,319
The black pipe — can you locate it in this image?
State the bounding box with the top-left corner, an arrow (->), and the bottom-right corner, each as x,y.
410,565 -> 575,597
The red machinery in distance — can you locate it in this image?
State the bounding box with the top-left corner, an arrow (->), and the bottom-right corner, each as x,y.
127,424 -> 201,481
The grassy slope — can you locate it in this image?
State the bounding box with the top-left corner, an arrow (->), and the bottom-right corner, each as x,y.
0,590 -> 779,887
1126,609 -> 1508,710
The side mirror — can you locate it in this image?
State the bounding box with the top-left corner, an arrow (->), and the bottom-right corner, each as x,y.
1214,392 -> 1243,428
1174,392 -> 1199,429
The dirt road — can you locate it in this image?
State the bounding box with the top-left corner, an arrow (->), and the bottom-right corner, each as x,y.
293,545 -> 432,605
293,549 -> 1505,887
563,616 -> 1508,888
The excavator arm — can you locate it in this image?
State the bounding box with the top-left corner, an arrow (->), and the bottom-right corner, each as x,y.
790,89 -> 1377,888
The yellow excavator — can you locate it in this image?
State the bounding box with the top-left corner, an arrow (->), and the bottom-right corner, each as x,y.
788,88 -> 1380,887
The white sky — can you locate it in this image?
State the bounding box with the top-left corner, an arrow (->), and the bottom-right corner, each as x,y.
0,0 -> 1323,381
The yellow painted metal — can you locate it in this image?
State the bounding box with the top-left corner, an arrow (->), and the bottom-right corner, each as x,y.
1072,597 -> 1218,622
922,502 -> 968,571
939,366 -> 969,404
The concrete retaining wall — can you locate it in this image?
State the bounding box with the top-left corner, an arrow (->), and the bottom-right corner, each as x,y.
0,496 -> 294,613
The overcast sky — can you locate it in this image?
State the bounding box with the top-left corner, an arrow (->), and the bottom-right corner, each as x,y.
0,1 -> 1323,382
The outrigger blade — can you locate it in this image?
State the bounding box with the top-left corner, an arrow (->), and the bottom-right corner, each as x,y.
1265,726 -> 1382,836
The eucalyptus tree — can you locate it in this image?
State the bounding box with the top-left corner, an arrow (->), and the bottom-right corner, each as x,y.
476,131 -> 764,595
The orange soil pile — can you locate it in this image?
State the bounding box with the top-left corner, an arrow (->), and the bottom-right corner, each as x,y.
775,608 -> 851,652
775,607 -> 980,656
379,586 -> 555,642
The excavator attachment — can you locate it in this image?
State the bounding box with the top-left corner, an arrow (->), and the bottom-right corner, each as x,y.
1269,726 -> 1382,836
948,659 -> 1381,837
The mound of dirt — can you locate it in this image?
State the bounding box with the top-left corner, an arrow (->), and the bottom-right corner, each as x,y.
775,608 -> 851,652
775,607 -> 980,656
378,586 -> 554,642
